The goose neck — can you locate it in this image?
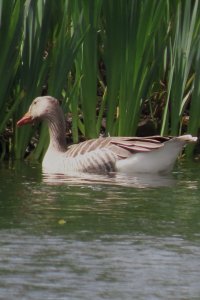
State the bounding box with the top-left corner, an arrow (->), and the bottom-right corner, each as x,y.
46,111 -> 67,152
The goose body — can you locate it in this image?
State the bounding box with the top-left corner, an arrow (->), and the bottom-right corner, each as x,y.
17,96 -> 197,175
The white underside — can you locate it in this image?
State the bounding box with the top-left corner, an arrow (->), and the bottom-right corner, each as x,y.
116,138 -> 186,174
42,149 -> 65,174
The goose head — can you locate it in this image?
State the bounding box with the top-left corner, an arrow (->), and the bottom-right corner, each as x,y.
17,96 -> 61,127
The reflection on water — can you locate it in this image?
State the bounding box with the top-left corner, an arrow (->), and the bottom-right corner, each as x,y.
43,171 -> 175,188
0,160 -> 200,299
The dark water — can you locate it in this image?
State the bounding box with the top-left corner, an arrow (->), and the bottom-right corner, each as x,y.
0,160 -> 200,300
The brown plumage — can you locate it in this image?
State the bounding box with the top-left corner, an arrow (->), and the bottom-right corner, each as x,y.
66,136 -> 170,158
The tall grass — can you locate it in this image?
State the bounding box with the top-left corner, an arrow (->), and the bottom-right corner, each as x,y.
104,0 -> 167,136
186,38 -> 200,156
161,0 -> 199,136
76,0 -> 102,138
0,0 -> 199,160
14,0 -> 52,159
0,0 -> 24,158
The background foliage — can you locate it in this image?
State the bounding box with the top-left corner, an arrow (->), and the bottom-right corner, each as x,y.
0,0 -> 199,160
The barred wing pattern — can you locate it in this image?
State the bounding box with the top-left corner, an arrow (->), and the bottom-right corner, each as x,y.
66,136 -> 171,157
64,136 -> 171,173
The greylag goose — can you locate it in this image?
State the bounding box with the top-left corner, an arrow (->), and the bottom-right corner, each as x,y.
17,96 -> 197,174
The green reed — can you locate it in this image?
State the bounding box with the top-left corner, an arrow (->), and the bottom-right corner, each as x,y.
161,0 -> 199,136
0,0 -> 24,158
0,0 -> 199,161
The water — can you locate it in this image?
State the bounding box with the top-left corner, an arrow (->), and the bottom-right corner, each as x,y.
0,160 -> 200,300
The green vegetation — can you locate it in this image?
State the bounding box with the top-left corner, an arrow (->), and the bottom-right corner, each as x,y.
0,0 -> 199,161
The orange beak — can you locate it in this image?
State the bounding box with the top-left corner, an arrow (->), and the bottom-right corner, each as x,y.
17,111 -> 33,127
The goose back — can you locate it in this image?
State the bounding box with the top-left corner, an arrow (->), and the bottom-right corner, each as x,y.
66,136 -> 171,159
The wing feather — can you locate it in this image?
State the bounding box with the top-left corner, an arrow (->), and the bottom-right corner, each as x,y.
66,136 -> 172,160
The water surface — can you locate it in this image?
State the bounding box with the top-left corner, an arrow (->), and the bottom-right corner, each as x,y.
0,160 -> 200,299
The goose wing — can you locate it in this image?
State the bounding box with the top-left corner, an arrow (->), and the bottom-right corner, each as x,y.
64,135 -> 196,173
66,136 -> 170,159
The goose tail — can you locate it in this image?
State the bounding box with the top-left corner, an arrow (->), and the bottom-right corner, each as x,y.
175,134 -> 197,143
116,135 -> 198,174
